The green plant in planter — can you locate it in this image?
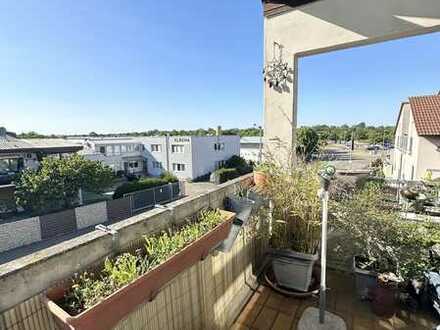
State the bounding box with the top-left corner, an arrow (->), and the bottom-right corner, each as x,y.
262,163 -> 322,292
332,184 -> 440,281
254,162 -> 273,174
61,209 -> 225,315
267,164 -> 321,254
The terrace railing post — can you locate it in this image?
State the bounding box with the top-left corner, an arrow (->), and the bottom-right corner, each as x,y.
319,190 -> 329,324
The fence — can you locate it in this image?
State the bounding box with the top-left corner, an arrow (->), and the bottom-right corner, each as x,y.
125,182 -> 181,213
0,182 -> 184,254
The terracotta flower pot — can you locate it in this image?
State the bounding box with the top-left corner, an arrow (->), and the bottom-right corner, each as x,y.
43,210 -> 235,330
253,171 -> 268,191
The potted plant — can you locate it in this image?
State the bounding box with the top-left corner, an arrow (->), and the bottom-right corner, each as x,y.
333,183 -> 440,313
265,164 -> 321,292
253,163 -> 272,191
43,208 -> 235,330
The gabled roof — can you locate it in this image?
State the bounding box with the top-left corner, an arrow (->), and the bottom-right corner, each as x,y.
409,95 -> 440,136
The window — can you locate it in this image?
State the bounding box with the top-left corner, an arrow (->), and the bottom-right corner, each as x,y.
171,145 -> 184,153
121,145 -> 127,153
129,162 -> 138,168
408,137 -> 413,154
106,146 -> 113,155
216,160 -> 226,169
172,163 -> 185,172
214,143 -> 225,151
127,145 -> 133,152
153,161 -> 163,169
151,144 -> 161,152
99,146 -> 106,154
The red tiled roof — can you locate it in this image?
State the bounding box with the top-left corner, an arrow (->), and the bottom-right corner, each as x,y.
409,95 -> 440,136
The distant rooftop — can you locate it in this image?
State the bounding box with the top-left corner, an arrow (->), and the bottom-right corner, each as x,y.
408,95 -> 440,136
240,136 -> 263,144
0,128 -> 83,154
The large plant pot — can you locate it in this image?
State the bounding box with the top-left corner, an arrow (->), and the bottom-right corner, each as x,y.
43,210 -> 235,330
253,171 -> 268,191
270,249 -> 319,292
353,256 -> 378,300
226,195 -> 255,224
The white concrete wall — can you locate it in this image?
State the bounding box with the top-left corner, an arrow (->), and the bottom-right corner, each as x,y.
416,136 -> 440,179
0,217 -> 41,252
264,0 -> 440,163
240,144 -> 261,163
191,136 -> 240,179
75,202 -> 108,230
139,136 -> 168,176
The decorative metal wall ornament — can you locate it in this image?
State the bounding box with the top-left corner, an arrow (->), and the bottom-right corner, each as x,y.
263,42 -> 292,89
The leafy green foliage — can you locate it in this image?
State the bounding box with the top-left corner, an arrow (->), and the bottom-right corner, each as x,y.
224,155 -> 253,175
113,175 -> 177,199
296,127 -> 320,161
332,184 -> 440,280
14,155 -> 114,214
265,163 -> 322,254
213,168 -> 240,184
61,209 -> 224,315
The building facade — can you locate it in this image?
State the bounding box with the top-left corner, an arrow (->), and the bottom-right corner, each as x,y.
0,128 -> 83,185
78,135 -> 240,180
78,138 -> 146,176
392,94 -> 440,181
240,137 -> 263,163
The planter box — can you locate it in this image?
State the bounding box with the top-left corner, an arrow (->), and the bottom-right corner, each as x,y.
270,249 -> 318,292
43,210 -> 235,330
353,256 -> 378,300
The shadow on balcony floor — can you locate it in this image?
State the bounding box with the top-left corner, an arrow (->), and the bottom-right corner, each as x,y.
230,270 -> 439,330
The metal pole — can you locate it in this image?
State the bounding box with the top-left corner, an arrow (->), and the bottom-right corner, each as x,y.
319,190 -> 329,324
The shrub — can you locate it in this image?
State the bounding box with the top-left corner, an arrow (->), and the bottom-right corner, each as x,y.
213,168 -> 240,184
332,184 -> 440,280
113,177 -> 176,199
15,155 -> 114,214
159,171 -> 178,183
224,155 -> 252,175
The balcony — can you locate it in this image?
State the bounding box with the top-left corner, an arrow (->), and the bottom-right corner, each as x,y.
232,271 -> 437,330
0,173 -> 439,330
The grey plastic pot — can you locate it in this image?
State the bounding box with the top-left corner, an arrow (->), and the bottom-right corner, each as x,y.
353,256 -> 378,300
270,249 -> 319,292
226,196 -> 255,225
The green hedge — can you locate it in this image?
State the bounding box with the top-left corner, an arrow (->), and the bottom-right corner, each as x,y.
214,168 -> 240,184
224,155 -> 253,175
113,174 -> 178,199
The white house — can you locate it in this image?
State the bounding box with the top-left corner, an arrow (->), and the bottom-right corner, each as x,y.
392,94 -> 440,181
78,138 -> 146,176
240,137 -> 263,163
76,135 -> 240,180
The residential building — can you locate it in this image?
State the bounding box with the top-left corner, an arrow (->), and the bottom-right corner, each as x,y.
240,137 -> 263,163
139,135 -> 240,180
392,94 -> 440,181
78,138 -> 146,175
76,135 -> 240,180
0,127 -> 83,184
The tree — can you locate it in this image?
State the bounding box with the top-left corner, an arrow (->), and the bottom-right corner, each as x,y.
296,127 -> 320,161
15,155 -> 114,214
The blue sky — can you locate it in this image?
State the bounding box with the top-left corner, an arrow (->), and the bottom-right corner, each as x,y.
0,1 -> 439,135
